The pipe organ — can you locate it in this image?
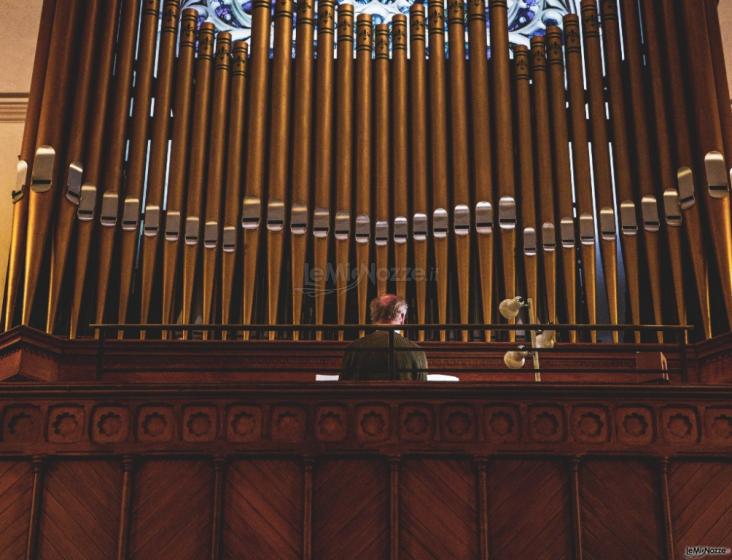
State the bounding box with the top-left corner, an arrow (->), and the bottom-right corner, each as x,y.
3,0 -> 732,342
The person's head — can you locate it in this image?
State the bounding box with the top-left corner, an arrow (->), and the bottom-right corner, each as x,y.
370,294 -> 408,325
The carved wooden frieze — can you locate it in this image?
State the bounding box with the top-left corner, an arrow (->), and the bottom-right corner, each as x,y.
0,385 -> 730,456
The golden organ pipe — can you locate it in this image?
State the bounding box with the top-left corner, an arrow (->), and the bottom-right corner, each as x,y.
221,40 -> 249,336
334,4 -> 354,340
374,23 -> 390,296
530,37 -> 557,325
161,9 -> 198,334
513,46 -> 539,324
490,0 -> 517,320
68,0 -> 122,338
447,0 -> 470,342
600,0 -> 642,343
291,0 -> 315,340
467,0 -> 494,342
637,0 -> 686,337
202,32 -> 232,334
619,0 -> 664,341
91,0 -> 141,334
181,22 -> 216,332
409,4 -> 429,341
563,14 -> 597,341
678,0 -> 732,329
242,0 -> 273,337
47,0 -> 102,334
115,0 -> 161,336
11,0 -> 732,343
580,0 -> 619,342
312,0 -> 335,340
657,0 -> 711,339
5,0 -> 57,330
267,0 -> 294,339
391,15 -> 409,302
139,0 -> 181,332
546,26 -> 576,342
23,0 -> 83,326
428,0 -> 449,341
355,14 -> 373,330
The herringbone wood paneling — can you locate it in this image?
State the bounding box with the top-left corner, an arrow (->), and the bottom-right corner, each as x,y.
487,459 -> 572,559
313,459 -> 388,560
37,460 -> 122,560
670,461 -> 732,555
400,459 -> 478,560
129,460 -> 213,559
581,460 -> 664,559
0,461 -> 33,560
223,459 -> 303,559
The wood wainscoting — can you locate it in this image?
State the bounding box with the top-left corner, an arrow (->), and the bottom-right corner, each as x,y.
0,382 -> 730,559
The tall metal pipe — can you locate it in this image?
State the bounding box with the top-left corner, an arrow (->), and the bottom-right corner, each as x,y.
291,0 -> 316,339
5,0 -> 56,330
48,0 -> 102,333
580,0 -> 619,342
531,37 -> 557,324
334,4 -> 354,340
139,0 -> 181,332
221,40 -> 249,335
22,0 -> 83,326
428,0 -> 449,341
160,8 -> 198,334
355,13 -> 373,329
67,0 -> 122,338
266,0 -> 294,339
467,0 -> 494,341
202,32 -> 232,333
409,4 -> 429,341
564,14 -> 597,341
312,0 -> 336,339
447,0 -> 471,341
241,0 -> 272,337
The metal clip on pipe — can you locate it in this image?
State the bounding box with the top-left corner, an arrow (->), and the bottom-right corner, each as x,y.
65,161 -> 84,204
77,185 -> 97,221
30,146 -> 54,193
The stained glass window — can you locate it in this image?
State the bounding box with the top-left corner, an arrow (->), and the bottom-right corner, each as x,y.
180,0 -> 582,48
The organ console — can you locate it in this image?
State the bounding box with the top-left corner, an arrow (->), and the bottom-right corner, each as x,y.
4,0 -> 732,343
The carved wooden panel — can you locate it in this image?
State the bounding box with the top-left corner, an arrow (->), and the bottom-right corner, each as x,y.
223,459 -> 303,559
487,459 -> 573,559
129,460 -> 213,559
37,460 -> 122,560
400,459 -> 478,559
0,461 -> 33,559
313,459 -> 387,559
581,459 -> 664,559
670,461 -> 732,557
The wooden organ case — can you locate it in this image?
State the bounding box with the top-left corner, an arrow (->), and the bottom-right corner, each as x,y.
0,0 -> 731,558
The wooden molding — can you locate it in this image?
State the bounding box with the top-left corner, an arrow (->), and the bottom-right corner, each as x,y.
0,94 -> 28,123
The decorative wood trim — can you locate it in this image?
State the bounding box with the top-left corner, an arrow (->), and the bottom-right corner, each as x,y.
658,457 -> 675,560
476,457 -> 490,560
210,456 -> 226,560
0,95 -> 28,123
302,457 -> 314,560
117,455 -> 135,560
389,456 -> 400,560
25,454 -> 44,560
569,456 -> 584,560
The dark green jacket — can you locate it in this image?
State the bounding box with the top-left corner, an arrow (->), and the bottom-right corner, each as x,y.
340,331 -> 428,381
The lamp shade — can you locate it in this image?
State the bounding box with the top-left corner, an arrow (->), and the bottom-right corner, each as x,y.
498,296 -> 524,320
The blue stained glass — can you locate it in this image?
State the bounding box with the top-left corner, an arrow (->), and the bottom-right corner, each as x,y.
180,0 -> 581,47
